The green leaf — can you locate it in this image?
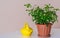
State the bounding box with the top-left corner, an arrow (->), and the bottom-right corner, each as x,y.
24,4 -> 32,8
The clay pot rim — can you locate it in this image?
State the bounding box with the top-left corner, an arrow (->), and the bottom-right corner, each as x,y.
35,23 -> 52,25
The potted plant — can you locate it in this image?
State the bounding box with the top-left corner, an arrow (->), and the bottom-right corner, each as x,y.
24,4 -> 59,36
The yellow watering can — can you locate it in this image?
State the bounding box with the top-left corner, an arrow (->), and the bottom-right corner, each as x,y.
20,22 -> 33,36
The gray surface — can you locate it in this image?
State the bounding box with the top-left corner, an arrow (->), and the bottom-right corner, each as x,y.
0,28 -> 60,38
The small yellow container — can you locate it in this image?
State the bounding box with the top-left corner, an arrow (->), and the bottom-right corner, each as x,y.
20,22 -> 33,36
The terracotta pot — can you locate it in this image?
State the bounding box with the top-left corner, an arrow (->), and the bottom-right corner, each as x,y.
36,23 -> 52,37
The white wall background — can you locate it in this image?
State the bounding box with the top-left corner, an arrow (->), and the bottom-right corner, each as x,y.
0,0 -> 60,34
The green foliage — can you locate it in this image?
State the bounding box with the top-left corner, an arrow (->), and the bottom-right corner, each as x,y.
24,4 -> 32,8
24,4 -> 59,26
